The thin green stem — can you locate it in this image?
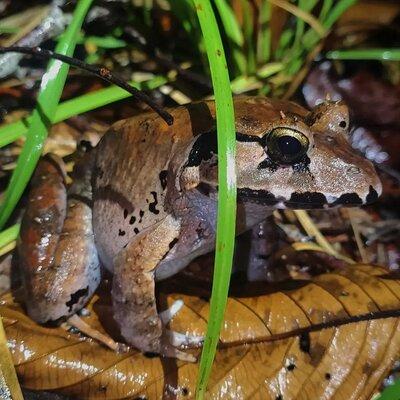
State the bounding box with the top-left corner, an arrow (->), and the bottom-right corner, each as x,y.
326,48 -> 400,61
0,76 -> 168,148
0,0 -> 94,229
0,224 -> 19,249
193,0 -> 236,399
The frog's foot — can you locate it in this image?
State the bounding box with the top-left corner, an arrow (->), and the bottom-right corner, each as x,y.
159,342 -> 197,362
160,299 -> 204,348
165,330 -> 204,348
66,314 -> 129,352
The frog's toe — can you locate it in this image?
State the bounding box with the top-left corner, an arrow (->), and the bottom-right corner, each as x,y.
161,344 -> 197,362
166,329 -> 204,348
159,299 -> 184,324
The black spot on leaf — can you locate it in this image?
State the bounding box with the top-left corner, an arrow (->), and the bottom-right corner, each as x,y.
139,210 -> 144,223
299,332 -> 311,353
129,216 -> 136,225
123,209 -> 128,219
118,229 -> 126,236
134,228 -> 139,234
286,363 -> 295,371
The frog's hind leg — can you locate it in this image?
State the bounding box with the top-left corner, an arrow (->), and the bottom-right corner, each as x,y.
112,215 -> 199,361
18,153 -> 101,323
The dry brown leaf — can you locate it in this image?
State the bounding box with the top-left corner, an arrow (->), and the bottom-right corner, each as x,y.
1,263 -> 400,399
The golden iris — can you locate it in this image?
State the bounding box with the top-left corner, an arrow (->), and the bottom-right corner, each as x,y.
266,128 -> 309,164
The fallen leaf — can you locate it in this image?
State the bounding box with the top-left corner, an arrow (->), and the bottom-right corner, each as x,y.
1,263 -> 400,399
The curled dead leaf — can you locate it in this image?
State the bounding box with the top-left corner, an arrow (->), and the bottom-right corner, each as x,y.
1,263 -> 399,399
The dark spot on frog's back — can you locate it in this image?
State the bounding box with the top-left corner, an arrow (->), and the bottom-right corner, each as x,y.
285,192 -> 327,208
149,191 -> 160,214
139,210 -> 144,222
169,238 -> 179,249
186,102 -> 214,136
66,286 -> 89,311
187,131 -> 217,167
332,192 -> 362,206
95,185 -> 134,213
159,170 -> 168,190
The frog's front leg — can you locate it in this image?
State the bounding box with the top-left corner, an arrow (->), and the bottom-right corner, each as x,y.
18,154 -> 101,323
112,214 -> 197,361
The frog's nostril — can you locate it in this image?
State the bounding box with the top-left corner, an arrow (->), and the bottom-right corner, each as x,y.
347,166 -> 361,174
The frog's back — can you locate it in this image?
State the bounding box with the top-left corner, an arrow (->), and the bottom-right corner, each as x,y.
91,96 -> 307,268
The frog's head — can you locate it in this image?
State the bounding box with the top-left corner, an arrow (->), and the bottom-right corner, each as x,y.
182,97 -> 382,209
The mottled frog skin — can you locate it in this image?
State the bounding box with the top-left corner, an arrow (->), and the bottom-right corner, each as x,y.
18,96 -> 381,359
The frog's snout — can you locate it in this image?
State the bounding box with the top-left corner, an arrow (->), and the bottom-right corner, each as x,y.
325,168 -> 382,207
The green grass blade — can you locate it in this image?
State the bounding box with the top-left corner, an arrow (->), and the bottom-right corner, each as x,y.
0,76 -> 168,148
240,0 -> 256,75
326,48 -> 400,61
192,1 -> 236,399
319,0 -> 333,21
323,0 -> 357,29
0,224 -> 19,249
376,378 -> 400,400
257,1 -> 271,64
0,0 -> 94,229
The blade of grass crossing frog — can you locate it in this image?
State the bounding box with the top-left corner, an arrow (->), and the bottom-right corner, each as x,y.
214,0 -> 246,75
0,76 -> 168,149
0,0 -> 94,229
326,48 -> 400,61
192,1 -> 236,398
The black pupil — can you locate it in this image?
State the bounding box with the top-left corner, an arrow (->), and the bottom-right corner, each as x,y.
277,135 -> 302,156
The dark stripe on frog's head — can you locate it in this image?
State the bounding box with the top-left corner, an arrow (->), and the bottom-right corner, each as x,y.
237,188 -> 280,206
332,192 -> 362,206
284,192 -> 327,209
187,130 -> 262,168
366,186 -> 379,204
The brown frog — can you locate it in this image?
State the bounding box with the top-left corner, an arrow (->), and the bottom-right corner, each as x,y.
18,96 -> 381,360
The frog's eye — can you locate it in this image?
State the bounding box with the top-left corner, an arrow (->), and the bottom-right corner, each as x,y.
266,128 -> 309,164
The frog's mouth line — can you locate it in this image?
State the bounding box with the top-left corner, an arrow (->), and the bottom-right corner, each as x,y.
237,186 -> 379,209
